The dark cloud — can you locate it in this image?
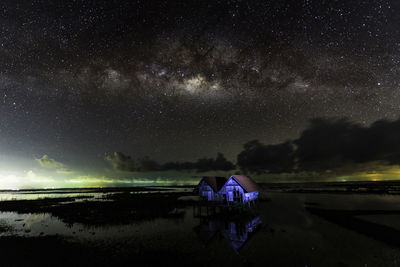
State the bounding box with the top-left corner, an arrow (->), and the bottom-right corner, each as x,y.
106,152 -> 137,172
296,117 -> 400,172
163,153 -> 235,172
237,117 -> 400,175
237,140 -> 295,174
109,117 -> 400,176
107,152 -> 234,172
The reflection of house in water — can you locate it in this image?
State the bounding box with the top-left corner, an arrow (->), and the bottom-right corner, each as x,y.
194,216 -> 262,253
196,175 -> 261,205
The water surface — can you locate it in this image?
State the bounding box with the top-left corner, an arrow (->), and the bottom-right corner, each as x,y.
1,190 -> 400,266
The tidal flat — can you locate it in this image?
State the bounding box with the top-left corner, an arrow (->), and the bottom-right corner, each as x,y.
0,183 -> 400,266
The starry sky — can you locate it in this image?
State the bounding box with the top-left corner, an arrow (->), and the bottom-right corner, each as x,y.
1,0 -> 400,188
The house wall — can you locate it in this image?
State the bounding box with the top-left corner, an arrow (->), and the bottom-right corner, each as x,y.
197,180 -> 219,201
244,191 -> 259,201
220,177 -> 259,203
221,177 -> 245,203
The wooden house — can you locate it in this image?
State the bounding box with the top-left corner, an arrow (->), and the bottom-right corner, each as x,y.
196,176 -> 227,201
219,175 -> 261,204
196,175 -> 261,204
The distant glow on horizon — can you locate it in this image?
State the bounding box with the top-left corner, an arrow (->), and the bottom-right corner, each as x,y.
0,168 -> 200,189
333,166 -> 400,182
0,173 -> 22,190
3,153 -> 400,189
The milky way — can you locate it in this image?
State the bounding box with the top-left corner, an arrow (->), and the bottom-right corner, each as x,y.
1,1 -> 400,187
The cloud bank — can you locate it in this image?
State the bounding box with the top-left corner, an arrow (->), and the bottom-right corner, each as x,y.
238,117 -> 400,176
106,152 -> 235,172
35,155 -> 64,168
35,155 -> 73,174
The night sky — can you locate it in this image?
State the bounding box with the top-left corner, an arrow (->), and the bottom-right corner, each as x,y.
1,0 -> 400,189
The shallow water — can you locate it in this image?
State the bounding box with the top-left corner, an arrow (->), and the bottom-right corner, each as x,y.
1,192 -> 400,266
0,187 -> 191,201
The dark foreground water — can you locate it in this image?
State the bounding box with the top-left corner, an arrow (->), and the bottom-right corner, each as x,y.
0,187 -> 400,266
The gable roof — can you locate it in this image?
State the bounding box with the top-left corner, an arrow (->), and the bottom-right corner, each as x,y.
230,175 -> 261,193
200,176 -> 227,192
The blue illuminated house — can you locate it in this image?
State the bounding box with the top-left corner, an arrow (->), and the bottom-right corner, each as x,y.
196,175 -> 261,204
197,176 -> 227,201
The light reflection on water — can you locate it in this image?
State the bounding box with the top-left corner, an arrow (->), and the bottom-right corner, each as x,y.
194,215 -> 262,253
0,204 -> 259,246
1,192 -> 400,266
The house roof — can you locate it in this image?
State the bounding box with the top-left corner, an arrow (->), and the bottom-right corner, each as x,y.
230,175 -> 261,193
201,176 -> 227,192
